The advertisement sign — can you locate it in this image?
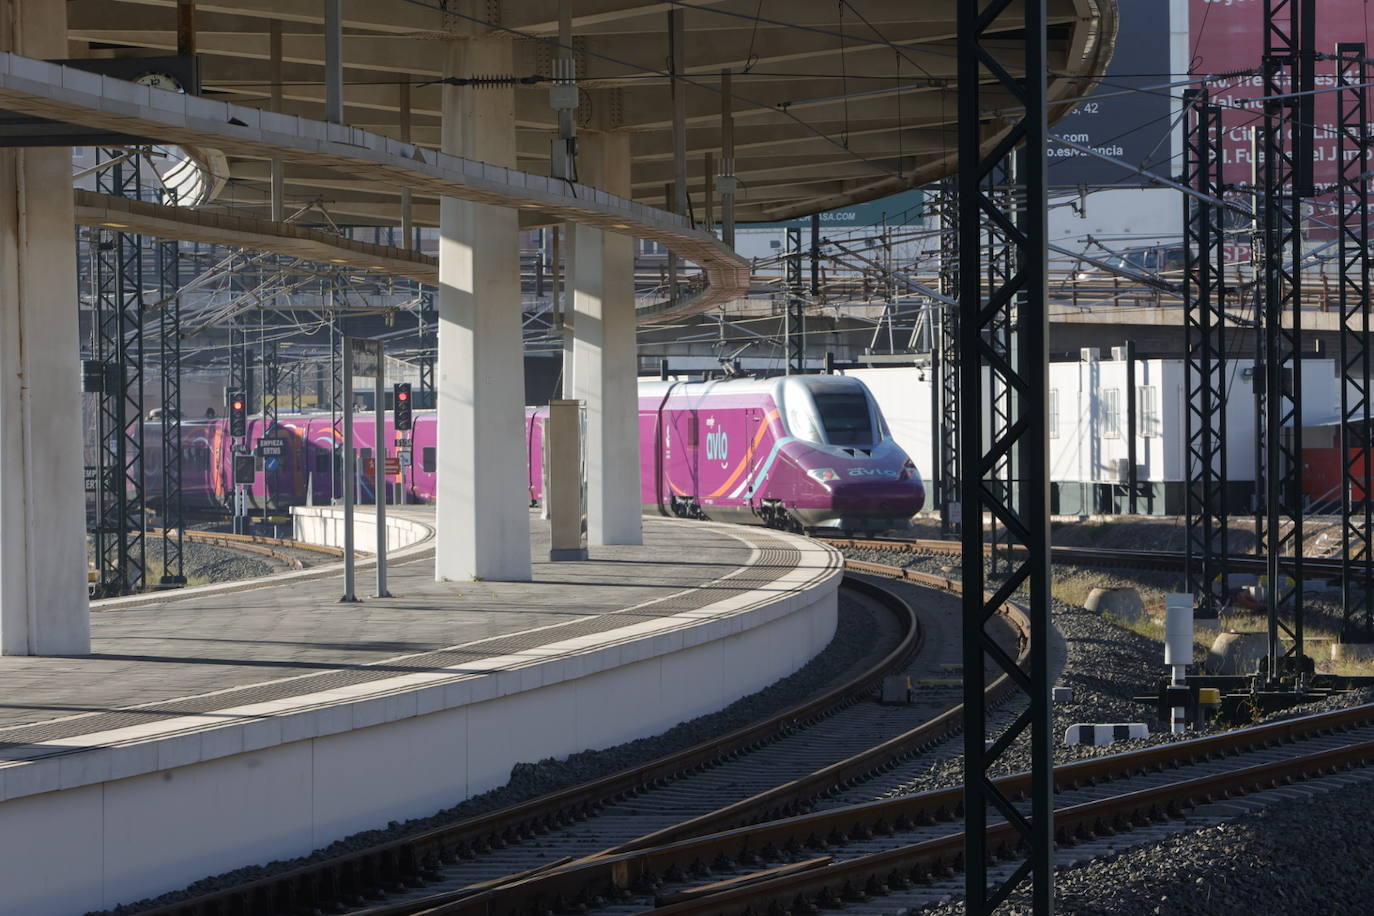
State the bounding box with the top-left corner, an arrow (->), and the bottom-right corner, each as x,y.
1048,0 -> 1173,186
743,189 -> 925,229
1191,0 -> 1374,188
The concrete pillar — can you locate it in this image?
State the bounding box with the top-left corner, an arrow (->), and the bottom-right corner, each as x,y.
546,400 -> 588,561
571,132 -> 643,546
0,0 -> 90,654
434,34 -> 532,581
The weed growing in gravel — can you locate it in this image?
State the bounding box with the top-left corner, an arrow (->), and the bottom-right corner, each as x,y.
1326,656 -> 1374,677
1101,610 -> 1211,665
144,556 -> 212,589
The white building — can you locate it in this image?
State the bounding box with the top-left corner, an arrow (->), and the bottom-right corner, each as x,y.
848,355 -> 1344,517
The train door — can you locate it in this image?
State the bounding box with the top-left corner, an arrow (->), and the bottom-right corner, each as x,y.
743,407 -> 761,510
661,390 -> 700,516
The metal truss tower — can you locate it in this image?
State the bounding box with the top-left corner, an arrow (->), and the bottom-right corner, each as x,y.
261,336 -> 280,524
1259,0 -> 1315,678
1181,90 -> 1229,618
329,311 -> 344,501
986,159 -> 1016,575
418,291 -> 435,401
92,150 -> 147,597
937,180 -> 960,539
156,198 -> 185,588
957,0 -> 1053,910
263,338 -> 280,434
1336,43 -> 1374,642
289,362 -> 303,412
229,321 -> 249,534
785,226 -> 805,373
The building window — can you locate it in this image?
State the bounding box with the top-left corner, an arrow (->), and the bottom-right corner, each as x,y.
1048,389 -> 1059,439
1102,389 -> 1121,439
1138,385 -> 1159,438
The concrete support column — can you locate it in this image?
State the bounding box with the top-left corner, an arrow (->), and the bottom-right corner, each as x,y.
435,34 -> 532,581
571,132 -> 642,546
0,0 -> 90,654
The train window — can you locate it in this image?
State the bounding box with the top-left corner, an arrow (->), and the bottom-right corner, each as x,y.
1138,385 -> 1160,438
185,447 -> 210,471
813,392 -> 874,445
687,415 -> 698,448
315,449 -> 332,474
1101,389 -> 1121,438
422,446 -> 436,473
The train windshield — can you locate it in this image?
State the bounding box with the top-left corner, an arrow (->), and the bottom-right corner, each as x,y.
813,392 -> 874,445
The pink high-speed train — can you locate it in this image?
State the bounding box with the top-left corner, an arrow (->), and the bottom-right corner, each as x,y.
145,374 -> 925,533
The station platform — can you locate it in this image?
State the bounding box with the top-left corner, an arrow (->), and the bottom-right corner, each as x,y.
0,510 -> 841,915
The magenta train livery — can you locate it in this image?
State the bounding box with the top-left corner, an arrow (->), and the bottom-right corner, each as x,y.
145,374 -> 925,533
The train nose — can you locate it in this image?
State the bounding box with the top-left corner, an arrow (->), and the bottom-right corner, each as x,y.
830,479 -> 925,516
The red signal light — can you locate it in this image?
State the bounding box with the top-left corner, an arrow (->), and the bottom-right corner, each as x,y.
397,391 -> 409,402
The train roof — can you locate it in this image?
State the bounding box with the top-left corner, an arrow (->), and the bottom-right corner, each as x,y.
636,373 -> 873,399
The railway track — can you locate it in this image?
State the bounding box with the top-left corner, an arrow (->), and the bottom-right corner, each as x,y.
567,704 -> 1374,916
345,574 -> 1374,916
140,569 -> 995,916
834,536 -> 1352,578
129,548 -> 1374,916
147,527 -> 345,571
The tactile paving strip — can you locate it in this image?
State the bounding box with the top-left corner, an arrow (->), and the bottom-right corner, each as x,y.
0,535 -> 813,755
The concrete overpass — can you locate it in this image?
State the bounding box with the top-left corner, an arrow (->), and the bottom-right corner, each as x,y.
0,0 -> 1115,655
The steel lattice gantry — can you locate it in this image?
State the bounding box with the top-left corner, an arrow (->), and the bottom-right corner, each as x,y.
229,319 -> 250,532
92,150 -> 147,597
1181,90 -> 1229,619
418,289 -> 436,402
1336,43 -> 1374,643
785,226 -> 805,374
957,0 -> 1053,911
986,159 -> 1016,576
262,332 -> 280,523
1259,0 -> 1315,679
329,310 -> 344,501
156,181 -> 185,589
937,180 -> 960,539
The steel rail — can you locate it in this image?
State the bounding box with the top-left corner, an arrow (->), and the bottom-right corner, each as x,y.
401,556 -> 1374,916
646,732 -> 1374,915
147,526 -> 347,569
137,574 -> 921,916
427,702 -> 1374,916
835,537 -> 1354,578
398,561 -> 1031,916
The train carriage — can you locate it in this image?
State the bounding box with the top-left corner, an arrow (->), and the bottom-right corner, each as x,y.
151,374 -> 924,533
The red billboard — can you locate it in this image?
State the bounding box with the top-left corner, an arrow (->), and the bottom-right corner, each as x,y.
1192,0 -> 1374,189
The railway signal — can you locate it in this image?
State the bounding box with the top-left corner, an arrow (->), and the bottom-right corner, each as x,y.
228,389 -> 247,437
393,383 -> 412,431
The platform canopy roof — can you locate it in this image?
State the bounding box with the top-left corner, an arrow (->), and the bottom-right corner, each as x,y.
63,0 -> 1115,227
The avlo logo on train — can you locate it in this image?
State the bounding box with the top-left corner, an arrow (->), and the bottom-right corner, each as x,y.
705,427 -> 730,463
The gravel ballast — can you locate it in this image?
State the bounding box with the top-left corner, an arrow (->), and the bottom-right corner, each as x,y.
918,775 -> 1374,915
842,541 -> 1374,914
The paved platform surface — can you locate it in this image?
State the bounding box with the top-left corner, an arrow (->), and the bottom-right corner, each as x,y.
0,511 -> 799,758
